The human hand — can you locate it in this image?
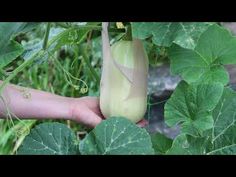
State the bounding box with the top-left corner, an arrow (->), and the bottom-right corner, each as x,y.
0,81 -> 148,128
70,96 -> 148,128
70,96 -> 104,127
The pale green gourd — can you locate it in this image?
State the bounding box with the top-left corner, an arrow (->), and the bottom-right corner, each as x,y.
100,23 -> 149,123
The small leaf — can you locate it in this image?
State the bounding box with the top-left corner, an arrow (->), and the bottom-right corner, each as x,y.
17,122 -> 78,155
151,132 -> 173,154
79,117 -> 154,155
164,81 -> 224,136
131,22 -> 212,49
168,24 -> 236,85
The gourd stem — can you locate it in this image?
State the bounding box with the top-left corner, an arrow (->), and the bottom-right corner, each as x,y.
122,25 -> 133,41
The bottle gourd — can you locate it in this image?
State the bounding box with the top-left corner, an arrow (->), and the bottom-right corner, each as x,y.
100,23 -> 149,123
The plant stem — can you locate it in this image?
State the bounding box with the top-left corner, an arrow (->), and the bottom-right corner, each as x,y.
0,68 -> 8,77
122,24 -> 133,41
81,49 -> 100,86
0,54 -> 38,93
43,22 -> 51,50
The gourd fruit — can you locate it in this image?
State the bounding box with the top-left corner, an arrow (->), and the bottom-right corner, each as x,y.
100,23 -> 149,123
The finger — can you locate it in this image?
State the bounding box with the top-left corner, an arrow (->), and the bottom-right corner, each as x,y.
91,101 -> 106,119
83,111 -> 103,128
94,108 -> 106,119
137,119 -> 148,128
87,97 -> 105,119
97,111 -> 106,119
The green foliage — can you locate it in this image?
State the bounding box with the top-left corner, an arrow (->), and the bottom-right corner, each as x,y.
151,132 -> 173,154
210,88 -> 236,154
166,134 -> 209,154
0,22 -> 39,69
163,86 -> 236,155
79,117 -> 154,155
131,22 -> 212,49
18,117 -> 154,155
0,120 -> 36,155
2,22 -> 236,155
168,25 -> 236,85
0,22 -> 101,154
17,122 -> 79,155
165,81 -> 224,136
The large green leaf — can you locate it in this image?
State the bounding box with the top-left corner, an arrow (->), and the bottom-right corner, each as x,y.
168,24 -> 236,85
79,117 -> 154,155
131,22 -> 212,49
17,122 -> 78,155
151,132 -> 173,154
164,81 -> 224,136
165,87 -> 236,155
208,88 -> 236,154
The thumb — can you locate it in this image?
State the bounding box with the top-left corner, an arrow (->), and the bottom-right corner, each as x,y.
82,110 -> 103,128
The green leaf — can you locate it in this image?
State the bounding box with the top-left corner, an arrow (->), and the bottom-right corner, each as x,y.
21,27 -> 65,62
166,134 -> 209,155
166,87 -> 236,155
151,132 -> 173,154
0,22 -> 37,47
22,27 -> 89,63
208,88 -> 236,154
169,24 -> 236,85
164,81 -> 224,136
131,22 -> 212,49
0,41 -> 24,68
0,22 -> 39,69
79,117 -> 154,155
17,122 -> 78,155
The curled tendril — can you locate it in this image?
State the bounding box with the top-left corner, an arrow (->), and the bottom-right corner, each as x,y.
48,51 -> 89,94
0,95 -> 32,138
80,87 -> 88,94
68,29 -> 79,45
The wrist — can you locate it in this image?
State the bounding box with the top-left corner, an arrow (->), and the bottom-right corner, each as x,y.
68,97 -> 81,122
45,96 -> 76,121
